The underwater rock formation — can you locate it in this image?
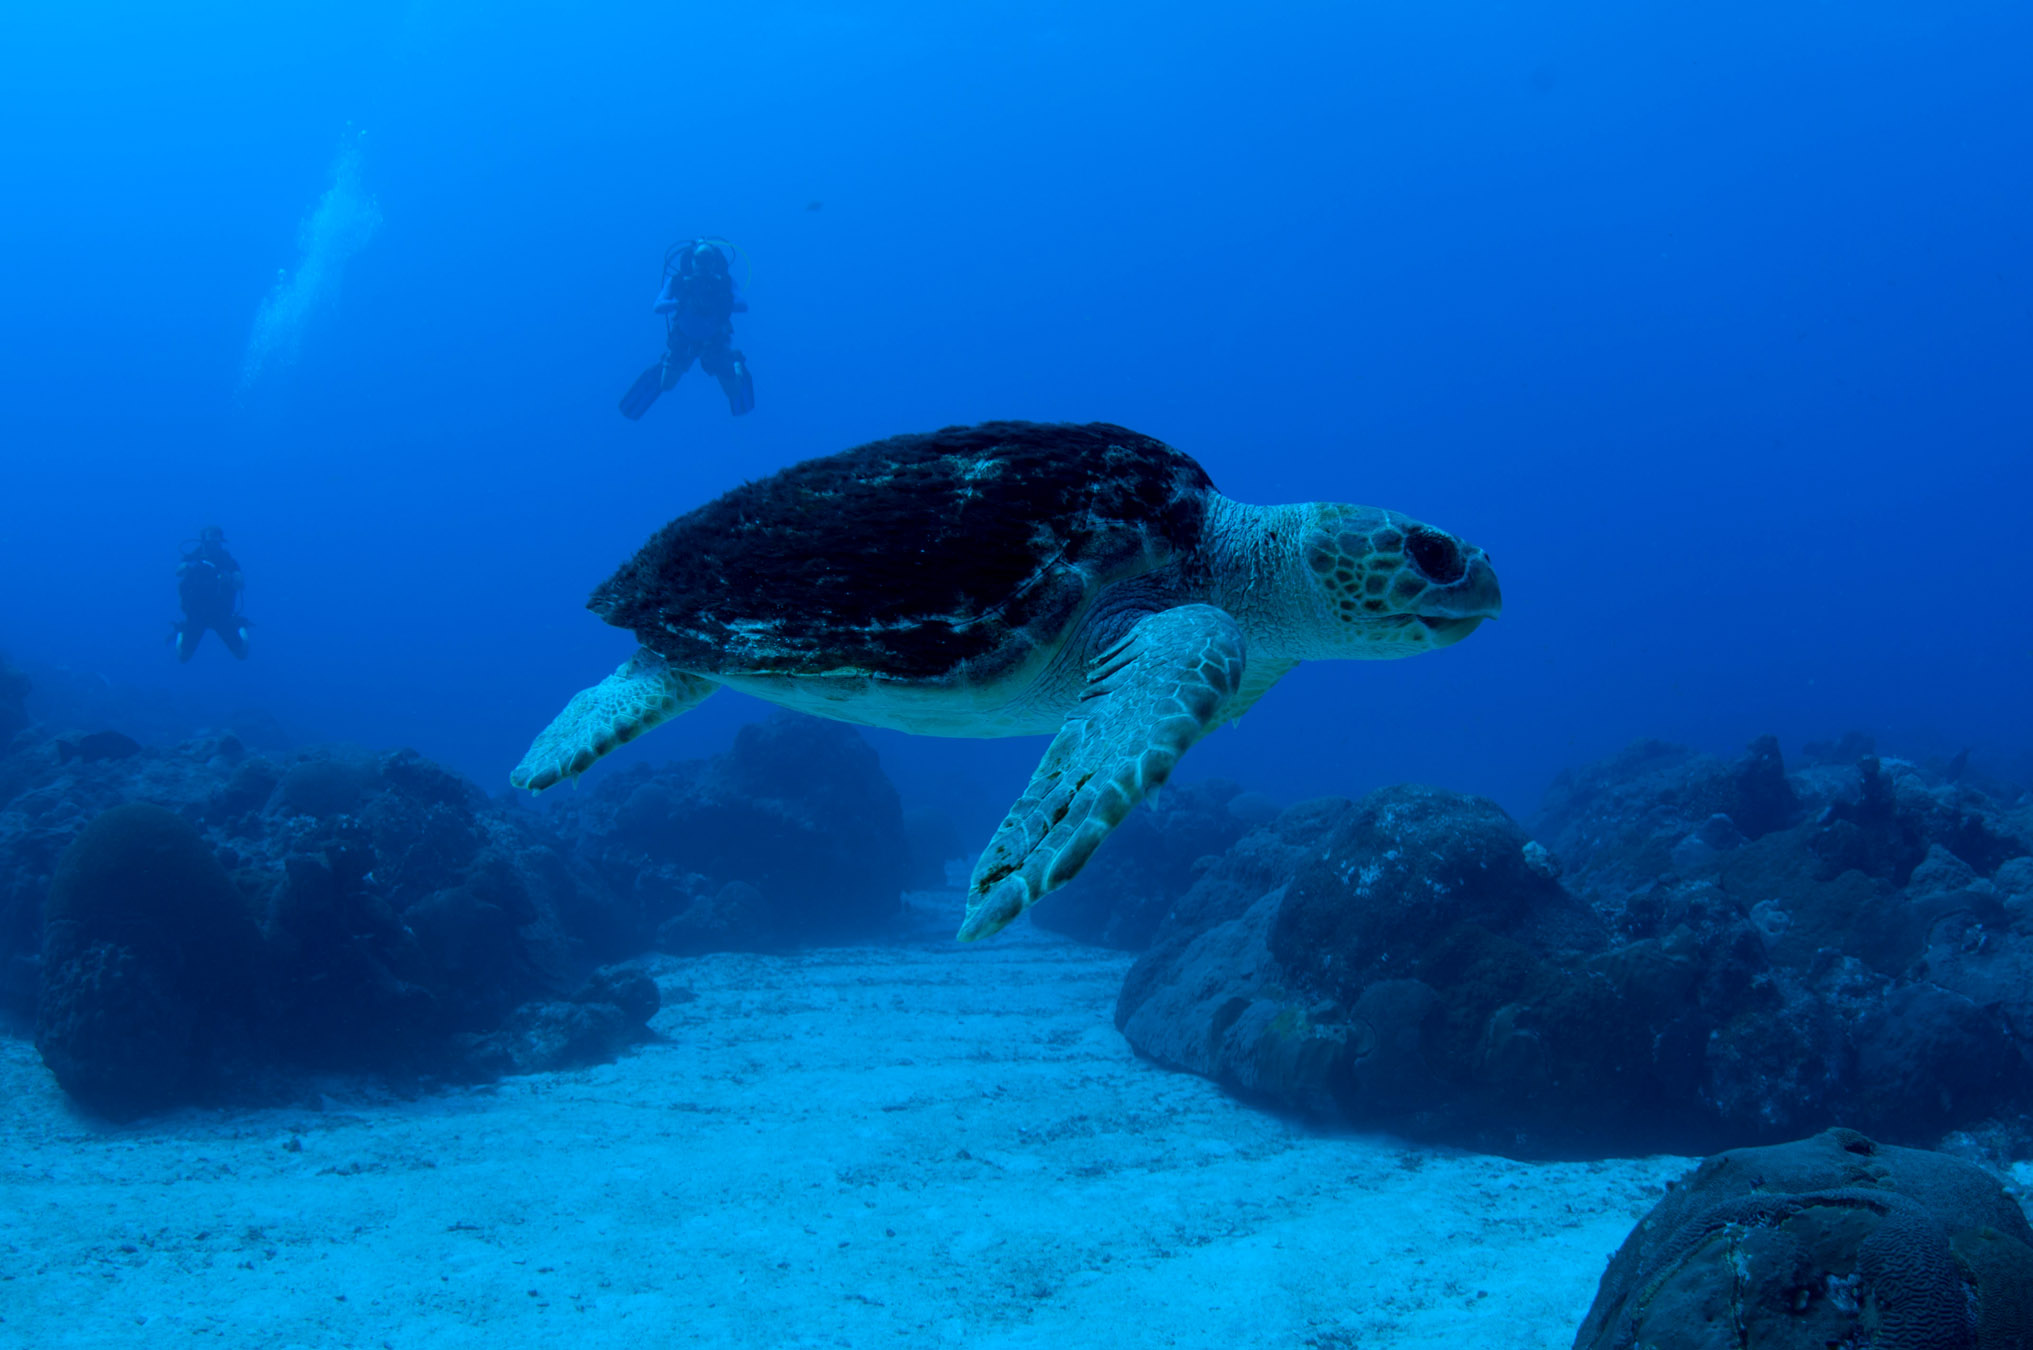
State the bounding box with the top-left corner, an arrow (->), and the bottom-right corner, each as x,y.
0,719 -> 648,1114
1559,739 -> 2033,1143
247,746 -> 631,1071
1116,785 -> 1648,1154
8,675 -> 2027,1152
1029,777 -> 1275,950
35,804 -> 261,1118
0,652 -> 28,747
543,713 -> 908,952
1574,1128 -> 2033,1350
1533,735 -> 1802,914
0,729 -> 247,1017
1,702 -> 916,1114
1116,738 -> 2033,1156
449,965 -> 662,1080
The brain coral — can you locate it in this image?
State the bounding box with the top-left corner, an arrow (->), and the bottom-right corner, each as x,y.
1575,1127 -> 2033,1350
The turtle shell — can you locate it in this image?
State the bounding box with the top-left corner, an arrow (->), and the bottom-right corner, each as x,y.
591,421 -> 1216,682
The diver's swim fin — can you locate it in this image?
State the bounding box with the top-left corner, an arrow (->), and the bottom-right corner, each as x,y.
722,355 -> 755,417
618,364 -> 664,421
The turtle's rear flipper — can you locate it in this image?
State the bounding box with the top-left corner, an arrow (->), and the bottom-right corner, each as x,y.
959,605 -> 1247,942
617,364 -> 666,421
512,648 -> 716,791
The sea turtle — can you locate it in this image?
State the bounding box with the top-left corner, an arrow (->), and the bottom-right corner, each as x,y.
513,421 -> 1501,941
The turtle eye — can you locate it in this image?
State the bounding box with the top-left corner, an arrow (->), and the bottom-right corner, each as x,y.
1405,527 -> 1466,585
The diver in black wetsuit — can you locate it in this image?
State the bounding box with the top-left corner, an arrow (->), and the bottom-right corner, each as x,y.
173,526 -> 250,662
618,238 -> 755,420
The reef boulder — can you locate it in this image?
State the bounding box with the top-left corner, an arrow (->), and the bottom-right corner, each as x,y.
1,715 -> 647,1113
1535,735 -> 1801,913
1117,784 -> 1645,1154
546,713 -> 909,951
1574,1128 -> 2033,1350
1114,735 -> 2033,1156
1553,738 -> 2033,1143
34,804 -> 261,1118
247,747 -> 630,1072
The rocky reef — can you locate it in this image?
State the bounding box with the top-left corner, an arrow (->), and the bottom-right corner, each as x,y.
1114,737 -> 2033,1156
1575,1128 -> 2033,1349
10,637 -> 2033,1160
0,663 -> 911,1118
537,714 -> 910,953
1,727 -> 658,1116
35,803 -> 262,1117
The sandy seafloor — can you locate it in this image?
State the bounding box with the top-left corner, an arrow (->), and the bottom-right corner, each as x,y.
0,894 -> 1709,1350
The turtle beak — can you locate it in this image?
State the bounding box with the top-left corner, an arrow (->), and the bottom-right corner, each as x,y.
1416,614 -> 1487,647
1421,551 -> 1502,625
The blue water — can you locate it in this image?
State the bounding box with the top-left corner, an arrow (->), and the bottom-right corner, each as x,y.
3,0 -> 2028,842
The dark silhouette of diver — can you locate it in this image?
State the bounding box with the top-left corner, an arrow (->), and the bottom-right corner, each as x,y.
173,526 -> 250,662
618,238 -> 755,420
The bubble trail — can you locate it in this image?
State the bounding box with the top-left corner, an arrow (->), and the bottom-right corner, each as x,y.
238,131 -> 382,392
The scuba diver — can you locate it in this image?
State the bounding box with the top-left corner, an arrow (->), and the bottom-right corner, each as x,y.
172,526 -> 250,662
618,237 -> 756,420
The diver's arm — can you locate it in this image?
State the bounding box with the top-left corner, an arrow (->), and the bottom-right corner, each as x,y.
652,274 -> 681,315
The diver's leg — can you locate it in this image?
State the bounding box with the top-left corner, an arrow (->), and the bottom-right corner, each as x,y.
175,621 -> 204,663
660,339 -> 701,390
218,619 -> 249,660
701,343 -> 754,416
620,340 -> 700,420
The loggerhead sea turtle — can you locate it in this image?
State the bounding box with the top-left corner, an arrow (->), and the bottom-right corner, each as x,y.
513,421 -> 1500,941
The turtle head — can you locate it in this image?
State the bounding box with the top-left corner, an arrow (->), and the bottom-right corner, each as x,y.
1298,504 -> 1501,659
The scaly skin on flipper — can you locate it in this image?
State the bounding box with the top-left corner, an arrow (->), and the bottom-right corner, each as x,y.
958,604 -> 1248,942
511,648 -> 717,791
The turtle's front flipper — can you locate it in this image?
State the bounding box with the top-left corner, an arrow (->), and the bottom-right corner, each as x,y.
960,605 -> 1247,942
511,648 -> 715,791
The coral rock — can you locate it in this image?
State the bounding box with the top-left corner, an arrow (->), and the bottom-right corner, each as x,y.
1575,1128 -> 2033,1350
34,803 -> 259,1118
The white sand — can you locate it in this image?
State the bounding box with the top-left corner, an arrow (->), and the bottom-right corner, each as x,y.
0,898 -> 1693,1349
